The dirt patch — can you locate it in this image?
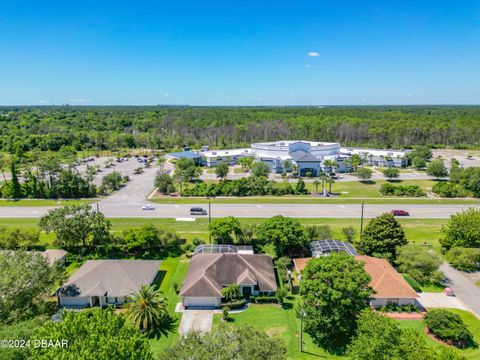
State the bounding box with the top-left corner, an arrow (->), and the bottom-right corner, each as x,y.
265,326 -> 287,337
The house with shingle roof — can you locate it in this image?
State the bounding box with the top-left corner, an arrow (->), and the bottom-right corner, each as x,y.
180,253 -> 277,308
293,255 -> 419,308
57,259 -> 161,308
355,255 -> 419,307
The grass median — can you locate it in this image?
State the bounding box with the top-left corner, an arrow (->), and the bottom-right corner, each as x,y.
0,217 -> 447,249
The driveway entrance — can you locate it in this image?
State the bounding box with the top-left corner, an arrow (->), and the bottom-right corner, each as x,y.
179,310 -> 213,336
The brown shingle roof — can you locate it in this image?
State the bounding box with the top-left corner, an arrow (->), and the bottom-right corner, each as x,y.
293,255 -> 418,299
180,253 -> 277,297
355,255 -> 418,299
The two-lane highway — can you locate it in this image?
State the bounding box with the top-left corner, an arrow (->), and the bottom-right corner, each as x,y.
0,203 -> 477,219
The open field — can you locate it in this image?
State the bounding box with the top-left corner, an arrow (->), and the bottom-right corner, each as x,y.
0,217 -> 447,248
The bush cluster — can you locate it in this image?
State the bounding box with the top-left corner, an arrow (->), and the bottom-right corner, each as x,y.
380,183 -> 425,197
378,304 -> 419,313
181,177 -> 309,197
445,247 -> 480,271
250,296 -> 278,304
220,299 -> 246,310
401,274 -> 422,292
432,181 -> 470,198
424,309 -> 474,348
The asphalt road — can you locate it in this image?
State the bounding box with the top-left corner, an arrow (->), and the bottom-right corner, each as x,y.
0,203 -> 477,219
440,263 -> 480,318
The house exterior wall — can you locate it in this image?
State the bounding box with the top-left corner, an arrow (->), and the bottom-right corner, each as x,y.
370,297 -> 417,308
58,296 -> 91,307
59,295 -> 125,308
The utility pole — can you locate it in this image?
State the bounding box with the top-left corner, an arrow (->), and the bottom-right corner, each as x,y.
208,201 -> 212,244
360,202 -> 365,236
208,201 -> 211,224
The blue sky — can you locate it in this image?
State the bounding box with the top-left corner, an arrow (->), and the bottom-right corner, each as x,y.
1,0 -> 479,105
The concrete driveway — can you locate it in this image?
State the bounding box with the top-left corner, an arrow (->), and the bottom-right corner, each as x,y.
417,292 -> 470,311
179,310 -> 213,335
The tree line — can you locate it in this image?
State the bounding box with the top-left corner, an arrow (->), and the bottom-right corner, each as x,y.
1,106 -> 480,156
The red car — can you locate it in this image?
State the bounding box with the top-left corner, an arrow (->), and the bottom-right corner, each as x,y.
391,209 -> 410,216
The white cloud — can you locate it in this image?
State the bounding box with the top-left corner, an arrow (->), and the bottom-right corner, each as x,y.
164,93 -> 170,97
68,98 -> 92,103
408,93 -> 414,97
305,64 -> 311,68
38,100 -> 49,105
307,51 -> 320,57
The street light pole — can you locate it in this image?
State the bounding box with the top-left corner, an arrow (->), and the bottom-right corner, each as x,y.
360,202 -> 365,237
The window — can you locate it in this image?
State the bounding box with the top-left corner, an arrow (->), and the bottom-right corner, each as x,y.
387,298 -> 399,305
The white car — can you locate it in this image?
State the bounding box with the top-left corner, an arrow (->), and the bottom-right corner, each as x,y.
141,205 -> 155,210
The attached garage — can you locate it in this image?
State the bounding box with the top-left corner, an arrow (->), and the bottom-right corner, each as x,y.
182,297 -> 221,308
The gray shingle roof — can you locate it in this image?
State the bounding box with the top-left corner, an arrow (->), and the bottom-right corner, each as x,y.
289,150 -> 320,162
59,260 -> 161,297
180,253 -> 277,297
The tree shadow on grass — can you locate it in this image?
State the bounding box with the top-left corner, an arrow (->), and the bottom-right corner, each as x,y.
360,180 -> 376,185
149,314 -> 178,339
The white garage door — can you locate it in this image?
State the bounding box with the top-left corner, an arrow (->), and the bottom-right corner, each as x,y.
184,297 -> 220,308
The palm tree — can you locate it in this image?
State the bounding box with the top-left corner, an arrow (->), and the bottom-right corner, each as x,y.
319,174 -> 328,194
322,159 -> 334,173
157,156 -> 166,172
313,179 -> 320,194
327,177 -> 335,193
124,284 -> 168,332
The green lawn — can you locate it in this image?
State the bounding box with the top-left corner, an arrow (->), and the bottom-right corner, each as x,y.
397,309 -> 480,360
2,217 -> 447,248
153,179 -> 480,204
211,304 -> 480,360
152,196 -> 479,205
212,302 -> 346,360
0,199 -> 97,207
149,256 -> 190,356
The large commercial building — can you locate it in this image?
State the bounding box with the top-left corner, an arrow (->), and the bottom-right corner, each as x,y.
167,140 -> 409,175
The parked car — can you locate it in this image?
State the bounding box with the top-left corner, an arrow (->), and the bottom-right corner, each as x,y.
141,205 -> 155,210
391,209 -> 409,216
190,207 -> 207,215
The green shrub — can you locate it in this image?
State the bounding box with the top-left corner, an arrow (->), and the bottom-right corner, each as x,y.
251,296 -> 278,304
378,304 -> 419,313
222,307 -> 230,321
432,181 -> 470,198
402,274 -> 422,292
380,183 -> 425,197
221,299 -> 246,310
446,247 -> 480,271
424,309 -> 474,348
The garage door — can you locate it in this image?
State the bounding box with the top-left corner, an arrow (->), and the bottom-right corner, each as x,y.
184,297 -> 220,308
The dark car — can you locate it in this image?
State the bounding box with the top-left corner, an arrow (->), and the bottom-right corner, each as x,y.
190,207 -> 207,215
391,209 -> 409,216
